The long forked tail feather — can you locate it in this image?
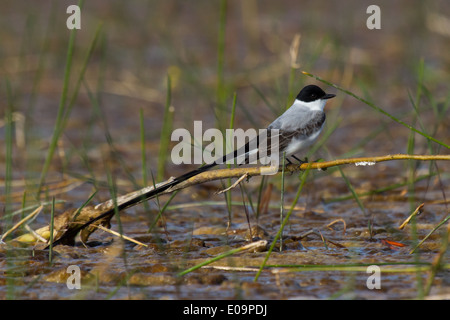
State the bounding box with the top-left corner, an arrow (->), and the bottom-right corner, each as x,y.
49,162 -> 217,247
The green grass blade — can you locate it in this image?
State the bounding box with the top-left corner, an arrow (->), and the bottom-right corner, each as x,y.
215,0 -> 228,130
139,108 -> 153,216
140,108 -> 148,186
338,167 -> 367,216
148,190 -> 179,233
38,0 -> 90,194
224,92 -> 238,223
254,165 -> 312,282
105,160 -> 129,269
410,214 -> 450,254
83,80 -> 140,188
157,74 -> 174,182
302,71 -> 450,149
251,84 -> 277,117
4,79 -> 14,224
325,172 -> 445,203
60,23 -> 103,132
3,78 -> 14,299
48,197 -> 55,264
26,1 -> 57,115
255,175 -> 267,222
38,1 -> 80,194
279,153 -> 286,251
71,191 -> 98,225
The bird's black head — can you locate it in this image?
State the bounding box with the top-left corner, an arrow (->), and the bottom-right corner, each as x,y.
296,85 -> 335,102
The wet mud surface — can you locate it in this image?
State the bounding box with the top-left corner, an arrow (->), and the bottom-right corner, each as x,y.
0,1 -> 449,300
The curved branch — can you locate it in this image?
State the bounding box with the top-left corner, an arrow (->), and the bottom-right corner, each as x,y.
13,154 -> 449,246
105,154 -> 450,205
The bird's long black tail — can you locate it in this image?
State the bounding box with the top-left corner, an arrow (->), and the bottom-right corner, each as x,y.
50,139 -> 257,247
118,161 -> 217,212
50,162 -> 217,247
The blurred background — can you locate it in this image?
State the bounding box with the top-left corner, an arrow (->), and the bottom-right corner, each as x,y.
1,1 -> 449,184
0,0 -> 449,299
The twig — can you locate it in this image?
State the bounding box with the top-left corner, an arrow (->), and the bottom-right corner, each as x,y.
326,218 -> 347,235
1,205 -> 43,241
201,266 -> 260,272
24,225 -> 48,243
95,224 -> 148,247
95,154 -> 450,213
42,154 -> 450,246
399,203 -> 425,230
177,240 -> 268,276
216,173 -> 248,194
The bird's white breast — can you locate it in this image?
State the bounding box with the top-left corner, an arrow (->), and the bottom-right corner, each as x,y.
284,127 -> 323,156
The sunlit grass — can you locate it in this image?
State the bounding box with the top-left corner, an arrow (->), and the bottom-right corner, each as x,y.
215,0 -> 228,131
0,0 -> 448,300
38,0 -> 85,195
4,79 -> 15,300
157,75 -> 174,182
48,197 -> 55,264
254,165 -> 312,282
302,71 -> 450,149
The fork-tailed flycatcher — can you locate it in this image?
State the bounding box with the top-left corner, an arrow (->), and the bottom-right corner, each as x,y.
51,84 -> 335,246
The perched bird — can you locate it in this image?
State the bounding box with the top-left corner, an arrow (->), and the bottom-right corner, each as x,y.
50,84 -> 335,246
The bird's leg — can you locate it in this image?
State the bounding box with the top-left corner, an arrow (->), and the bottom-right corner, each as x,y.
291,155 -> 308,164
282,157 -> 296,175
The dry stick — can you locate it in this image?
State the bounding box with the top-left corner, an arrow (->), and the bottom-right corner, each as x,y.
326,218 -> 347,234
177,240 -> 268,276
216,173 -> 248,194
96,154 -> 450,213
51,154 -> 450,246
94,224 -> 148,247
24,225 -> 48,243
399,203 -> 425,230
202,266 -> 260,272
1,205 -> 43,241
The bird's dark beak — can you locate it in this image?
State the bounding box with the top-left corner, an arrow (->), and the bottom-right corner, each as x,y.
323,93 -> 336,100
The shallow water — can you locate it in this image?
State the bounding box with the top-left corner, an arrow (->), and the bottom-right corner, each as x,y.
2,173 -> 449,300
0,1 -> 449,300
